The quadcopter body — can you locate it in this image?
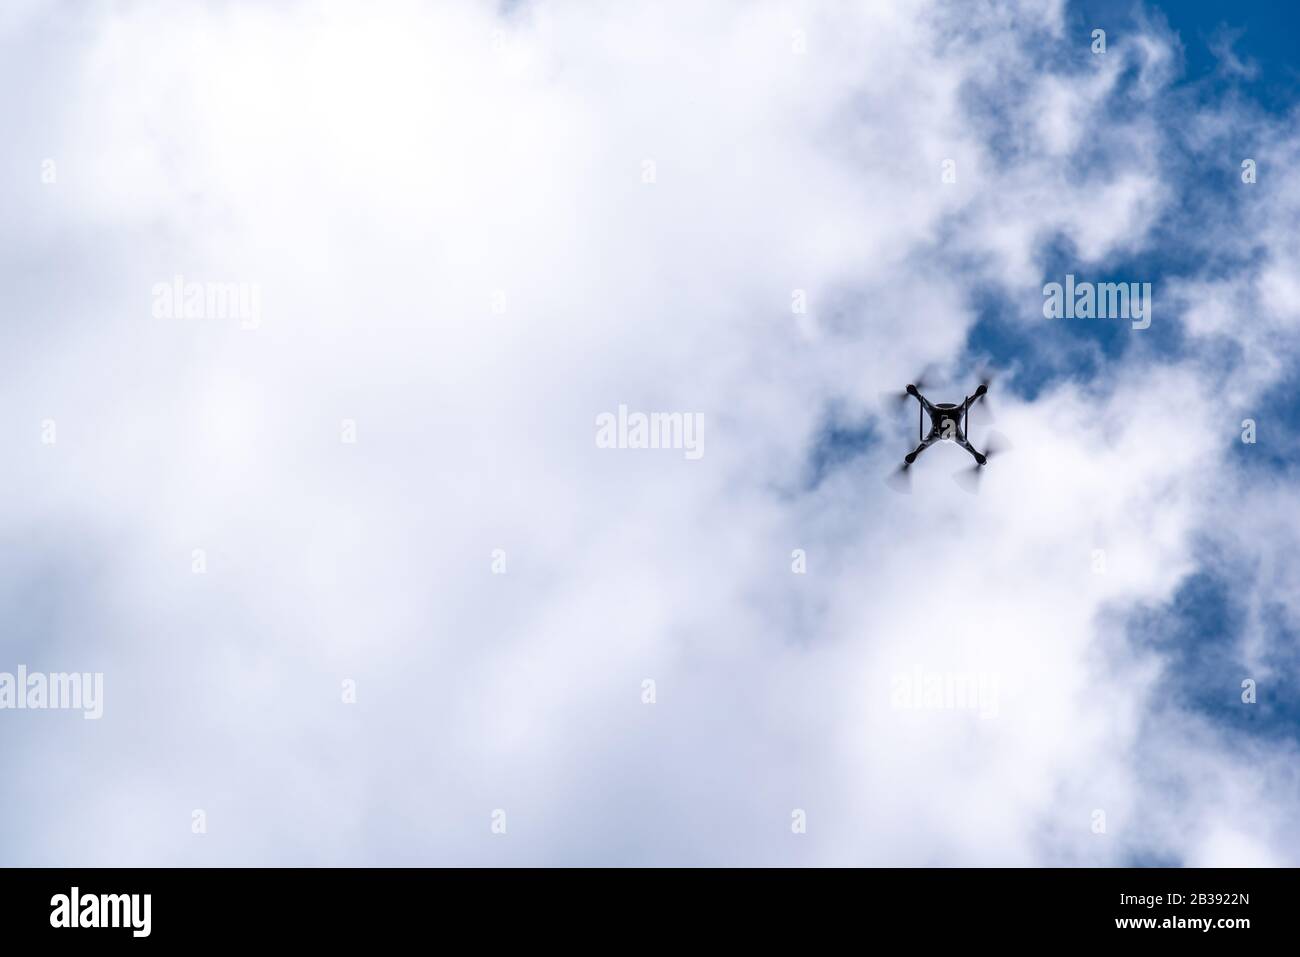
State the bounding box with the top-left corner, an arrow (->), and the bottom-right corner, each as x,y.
903,382 -> 988,466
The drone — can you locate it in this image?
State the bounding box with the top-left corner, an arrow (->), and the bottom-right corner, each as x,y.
883,373 -> 1008,492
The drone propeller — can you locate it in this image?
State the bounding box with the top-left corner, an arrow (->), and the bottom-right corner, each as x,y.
983,428 -> 1012,459
885,460 -> 914,494
879,367 -> 938,414
967,369 -> 998,422
952,430 -> 1012,494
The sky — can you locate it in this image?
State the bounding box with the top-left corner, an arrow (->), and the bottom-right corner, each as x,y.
1,0 -> 1298,866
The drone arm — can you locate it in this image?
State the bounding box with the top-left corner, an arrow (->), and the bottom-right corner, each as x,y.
955,435 -> 986,465
906,432 -> 941,463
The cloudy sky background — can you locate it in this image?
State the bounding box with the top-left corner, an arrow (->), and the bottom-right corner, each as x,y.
2,0 -> 1298,865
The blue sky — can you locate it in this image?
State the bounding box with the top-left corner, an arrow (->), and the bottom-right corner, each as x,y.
1082,0 -> 1300,107
963,2 -> 1297,394
953,2 -> 1300,778
2,0 -> 1299,867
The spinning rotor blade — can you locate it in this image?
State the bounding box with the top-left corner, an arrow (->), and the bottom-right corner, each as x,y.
983,430 -> 1012,460
879,388 -> 912,413
968,368 -> 999,422
952,463 -> 983,494
885,460 -> 913,494
879,366 -> 938,414
952,430 -> 1012,495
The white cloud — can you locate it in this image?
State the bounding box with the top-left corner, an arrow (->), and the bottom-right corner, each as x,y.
1,0 -> 1298,865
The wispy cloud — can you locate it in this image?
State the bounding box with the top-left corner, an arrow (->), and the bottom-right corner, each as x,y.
0,0 -> 1297,866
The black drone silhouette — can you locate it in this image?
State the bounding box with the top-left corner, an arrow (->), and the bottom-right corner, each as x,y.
883,372 -> 1009,493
